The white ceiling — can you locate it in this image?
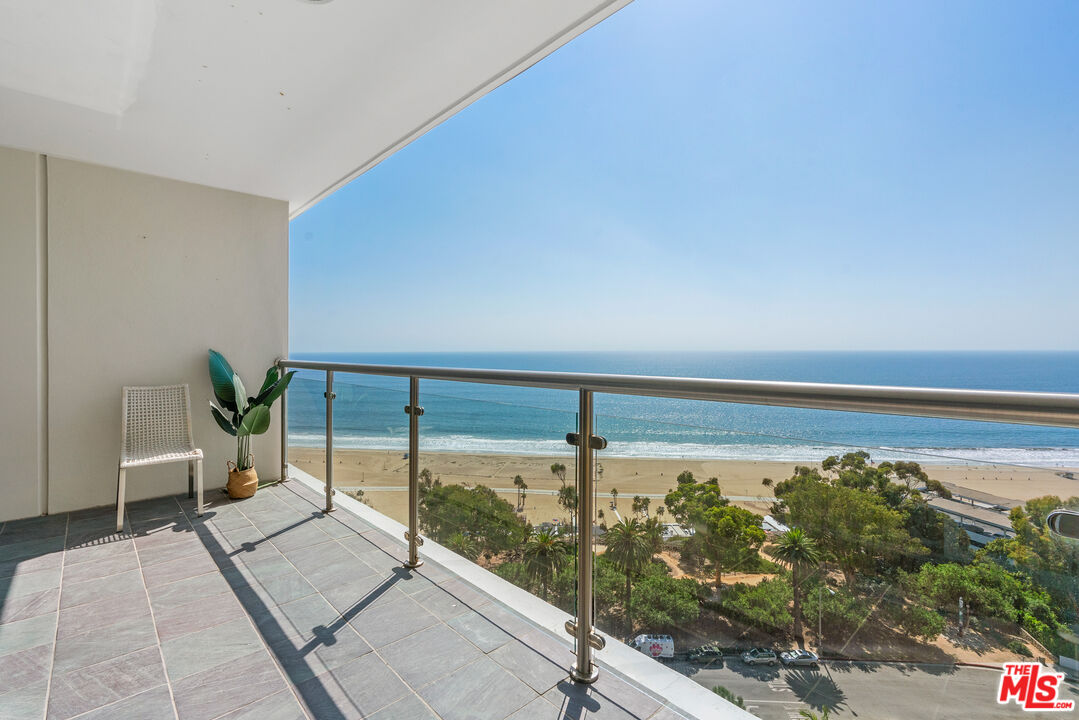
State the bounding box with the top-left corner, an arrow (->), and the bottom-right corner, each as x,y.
0,0 -> 630,216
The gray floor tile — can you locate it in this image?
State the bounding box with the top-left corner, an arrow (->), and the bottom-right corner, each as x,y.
142,551 -> 218,588
46,646 -> 166,720
543,677 -> 662,720
259,594 -> 342,641
224,553 -> 295,585
56,590 -> 150,640
148,572 -> 232,612
648,707 -> 691,720
420,656 -> 536,720
161,617 -> 264,682
283,540 -> 375,591
480,602 -> 540,638
346,594 -> 439,649
72,684 -> 176,720
295,652 -> 410,718
136,536 -> 206,568
507,697 -> 562,720
173,649 -> 286,720
63,539 -> 134,567
0,679 -> 49,720
411,583 -> 479,621
268,524 -> 332,554
0,587 -> 59,626
448,609 -> 512,652
368,692 -> 439,720
53,614 -> 157,674
214,689 -> 306,720
227,566 -> 317,608
490,639 -> 570,695
61,549 -> 139,585
320,571 -> 407,615
266,621 -> 372,684
0,550 -> 64,581
379,623 -> 482,688
60,568 -> 145,609
153,591 -> 245,643
0,613 -> 57,657
305,514 -> 358,540
0,516 -> 67,546
0,536 -> 64,563
65,527 -> 132,549
0,643 -> 53,695
0,566 -> 61,600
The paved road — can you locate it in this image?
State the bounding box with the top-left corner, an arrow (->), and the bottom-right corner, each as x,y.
674,659 -> 1079,719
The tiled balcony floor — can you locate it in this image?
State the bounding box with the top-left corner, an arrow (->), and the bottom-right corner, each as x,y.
0,481 -> 694,720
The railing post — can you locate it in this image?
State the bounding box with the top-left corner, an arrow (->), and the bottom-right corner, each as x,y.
278,361 -> 289,483
571,388 -> 600,684
324,370 -> 335,513
404,376 -> 424,568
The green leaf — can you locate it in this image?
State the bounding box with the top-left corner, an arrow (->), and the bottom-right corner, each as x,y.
210,403 -> 237,436
237,403 -> 271,436
208,350 -> 238,412
257,367 -> 278,397
255,370 -> 295,407
232,372 -> 247,413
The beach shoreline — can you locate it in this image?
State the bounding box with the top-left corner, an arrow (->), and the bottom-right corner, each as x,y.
288,446 -> 1079,528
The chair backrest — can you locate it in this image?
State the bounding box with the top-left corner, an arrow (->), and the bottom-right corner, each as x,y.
120,384 -> 195,459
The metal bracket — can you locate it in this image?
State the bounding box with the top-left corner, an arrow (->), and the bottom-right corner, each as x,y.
404,531 -> 424,547
324,391 -> 336,400
404,405 -> 425,416
565,433 -> 607,450
564,620 -> 606,650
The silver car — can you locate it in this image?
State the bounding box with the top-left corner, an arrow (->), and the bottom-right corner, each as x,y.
780,649 -> 820,668
741,648 -> 778,666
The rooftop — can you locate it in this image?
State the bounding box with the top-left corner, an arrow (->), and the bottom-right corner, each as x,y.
0,479 -> 701,720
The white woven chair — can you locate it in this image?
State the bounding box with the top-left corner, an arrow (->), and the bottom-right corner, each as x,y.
117,384 -> 203,532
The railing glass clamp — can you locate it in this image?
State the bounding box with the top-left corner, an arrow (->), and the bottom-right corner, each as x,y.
565,433 -> 607,450
564,620 -> 606,650
404,405 -> 425,416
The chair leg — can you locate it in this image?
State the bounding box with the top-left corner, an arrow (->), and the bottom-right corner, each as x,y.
196,458 -> 204,517
188,460 -> 194,499
116,466 -> 126,534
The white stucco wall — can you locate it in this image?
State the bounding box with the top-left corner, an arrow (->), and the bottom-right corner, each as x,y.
0,147 -> 46,522
45,158 -> 289,513
0,147 -> 288,520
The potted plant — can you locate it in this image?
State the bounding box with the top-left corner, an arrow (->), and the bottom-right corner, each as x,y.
208,349 -> 295,498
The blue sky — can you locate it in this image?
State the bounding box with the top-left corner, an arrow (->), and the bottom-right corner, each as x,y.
290,0 -> 1079,352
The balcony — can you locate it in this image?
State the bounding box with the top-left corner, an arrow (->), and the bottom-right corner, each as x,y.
0,477 -> 701,720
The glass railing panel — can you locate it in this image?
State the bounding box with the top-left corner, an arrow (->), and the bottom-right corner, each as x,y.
591,397 -> 1079,719
286,372 -> 329,482
327,375 -> 410,517
414,382 -> 580,611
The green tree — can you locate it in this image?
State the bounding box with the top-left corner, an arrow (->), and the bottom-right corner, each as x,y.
712,686 -> 745,709
632,495 -> 651,517
774,528 -> 822,640
912,559 -> 1019,635
697,505 -> 766,592
610,487 -> 619,509
776,468 -> 925,585
445,532 -> 480,561
721,578 -> 792,631
664,473 -> 728,526
513,474 -> 525,509
630,572 -> 705,630
522,530 -> 572,601
550,462 -> 567,486
419,483 -> 527,558
605,518 -> 655,632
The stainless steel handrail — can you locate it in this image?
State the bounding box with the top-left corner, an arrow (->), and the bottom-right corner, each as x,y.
278,359 -> 1079,428
276,357 -> 1079,686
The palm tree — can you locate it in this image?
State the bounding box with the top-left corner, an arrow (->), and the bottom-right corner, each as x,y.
522,530 -> 571,601
799,709 -> 830,720
604,518 -> 654,633
610,487 -> 619,509
445,532 -> 480,562
774,528 -> 823,641
513,474 -> 524,509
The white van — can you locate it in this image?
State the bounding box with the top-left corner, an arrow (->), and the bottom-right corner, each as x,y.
631,634 -> 674,660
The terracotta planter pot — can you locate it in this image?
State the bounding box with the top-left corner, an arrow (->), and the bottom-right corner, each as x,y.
227,464 -> 259,499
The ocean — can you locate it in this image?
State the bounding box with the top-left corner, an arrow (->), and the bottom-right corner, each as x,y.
285,352 -> 1079,466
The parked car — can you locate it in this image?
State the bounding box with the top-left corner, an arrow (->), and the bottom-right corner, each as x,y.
780,649 -> 820,668
687,644 -> 724,665
631,634 -> 675,660
741,647 -> 779,666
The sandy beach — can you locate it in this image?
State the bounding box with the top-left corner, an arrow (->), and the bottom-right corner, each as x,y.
288,447 -> 1079,528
